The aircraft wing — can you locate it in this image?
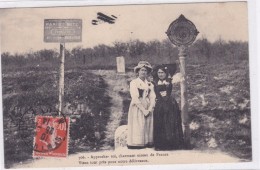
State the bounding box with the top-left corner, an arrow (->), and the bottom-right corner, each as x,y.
97,12 -> 116,21
97,16 -> 115,24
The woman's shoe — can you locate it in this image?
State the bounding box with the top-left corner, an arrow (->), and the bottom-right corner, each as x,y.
146,144 -> 154,148
127,145 -> 146,149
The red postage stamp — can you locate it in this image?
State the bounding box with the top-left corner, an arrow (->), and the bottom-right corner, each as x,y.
33,116 -> 70,158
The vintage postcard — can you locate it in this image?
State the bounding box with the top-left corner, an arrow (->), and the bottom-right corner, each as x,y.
0,0 -> 258,169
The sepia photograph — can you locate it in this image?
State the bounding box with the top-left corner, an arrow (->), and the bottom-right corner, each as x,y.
0,0 -> 258,169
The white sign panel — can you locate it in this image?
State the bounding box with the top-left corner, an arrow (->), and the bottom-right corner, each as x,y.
44,19 -> 82,43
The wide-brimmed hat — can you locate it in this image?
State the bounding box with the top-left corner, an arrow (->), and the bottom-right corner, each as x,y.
134,61 -> 152,73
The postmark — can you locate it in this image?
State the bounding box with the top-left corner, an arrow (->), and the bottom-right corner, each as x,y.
33,115 -> 70,158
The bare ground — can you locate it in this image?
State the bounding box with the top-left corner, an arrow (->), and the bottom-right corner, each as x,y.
13,148 -> 241,168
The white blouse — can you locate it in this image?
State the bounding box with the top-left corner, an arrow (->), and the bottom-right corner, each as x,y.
129,77 -> 156,112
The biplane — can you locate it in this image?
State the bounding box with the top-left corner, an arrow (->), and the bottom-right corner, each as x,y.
92,12 -> 118,25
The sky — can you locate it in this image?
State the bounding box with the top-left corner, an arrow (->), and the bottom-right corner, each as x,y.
0,1 -> 248,54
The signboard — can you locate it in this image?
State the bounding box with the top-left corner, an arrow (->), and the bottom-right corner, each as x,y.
44,19 -> 82,43
166,15 -> 199,46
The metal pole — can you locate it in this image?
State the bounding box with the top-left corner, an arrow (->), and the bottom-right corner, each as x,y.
178,45 -> 190,147
58,42 -> 65,116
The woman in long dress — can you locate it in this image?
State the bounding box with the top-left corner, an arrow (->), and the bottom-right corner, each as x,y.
153,65 -> 184,150
127,61 -> 156,149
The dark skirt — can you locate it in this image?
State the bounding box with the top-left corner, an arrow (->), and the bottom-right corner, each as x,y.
153,97 -> 184,150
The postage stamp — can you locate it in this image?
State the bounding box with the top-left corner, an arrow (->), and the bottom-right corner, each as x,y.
33,116 -> 70,158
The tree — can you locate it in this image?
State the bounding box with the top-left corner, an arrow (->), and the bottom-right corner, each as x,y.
34,49 -> 59,61
128,40 -> 147,57
193,37 -> 211,60
113,41 -> 128,56
211,37 -> 227,63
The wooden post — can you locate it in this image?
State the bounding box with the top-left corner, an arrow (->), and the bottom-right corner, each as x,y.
58,42 -> 65,116
178,45 -> 190,147
166,15 -> 198,149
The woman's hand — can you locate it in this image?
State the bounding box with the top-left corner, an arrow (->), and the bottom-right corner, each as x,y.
143,110 -> 150,117
172,72 -> 184,84
160,91 -> 167,97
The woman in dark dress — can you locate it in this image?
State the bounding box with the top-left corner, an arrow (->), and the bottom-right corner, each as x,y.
153,65 -> 184,150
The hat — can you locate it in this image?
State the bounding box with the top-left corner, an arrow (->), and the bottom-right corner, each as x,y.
134,61 -> 152,73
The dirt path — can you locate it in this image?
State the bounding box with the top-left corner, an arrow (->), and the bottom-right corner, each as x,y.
13,148 -> 241,168
91,70 -> 129,150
